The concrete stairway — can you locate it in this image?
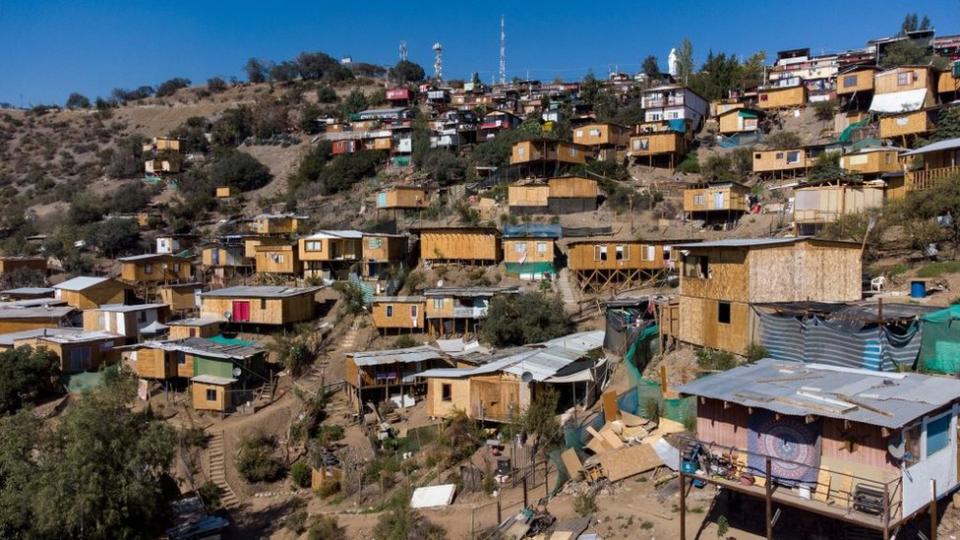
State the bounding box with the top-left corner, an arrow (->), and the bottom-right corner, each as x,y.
557,268 -> 579,314
207,431 -> 240,509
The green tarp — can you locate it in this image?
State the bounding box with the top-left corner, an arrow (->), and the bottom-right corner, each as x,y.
919,305 -> 960,374
62,365 -> 118,393
503,261 -> 556,276
207,335 -> 254,347
623,324 -> 659,386
193,356 -> 235,379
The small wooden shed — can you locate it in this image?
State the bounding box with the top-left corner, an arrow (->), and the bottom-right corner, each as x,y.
199,285 -> 320,326
416,227 -> 501,264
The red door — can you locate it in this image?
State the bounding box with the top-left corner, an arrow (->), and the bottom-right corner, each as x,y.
232,300 -> 251,322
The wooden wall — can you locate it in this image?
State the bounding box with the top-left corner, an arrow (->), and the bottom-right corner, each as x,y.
839,150 -> 900,175
747,243 -> 862,303
508,185 -> 550,207
679,248 -> 750,302
503,239 -> 555,264
200,294 -> 315,325
426,377 -> 472,418
683,185 -> 750,212
420,231 -> 500,262
628,132 -> 684,156
573,124 -> 631,147
470,374 -> 522,421
874,67 -> 936,96
568,242 -> 666,271
510,141 -> 587,165
371,300 -> 426,329
837,69 -> 876,94
298,237 -> 362,262
939,71 -> 960,94
58,281 -> 126,309
362,235 -> 406,262
134,348 -> 177,379
160,285 -> 199,312
678,296 -> 752,353
255,245 -> 300,274
202,246 -> 250,267
0,257 -> 46,274
168,323 -> 220,340
382,188 -> 428,208
879,111 -> 935,139
548,176 -> 598,198
192,382 -> 228,411
0,318 -> 65,334
425,296 -> 455,319
121,258 -> 192,283
758,86 -> 806,109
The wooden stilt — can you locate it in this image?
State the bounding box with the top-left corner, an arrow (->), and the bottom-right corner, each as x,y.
679,470 -> 686,540
765,457 -> 773,540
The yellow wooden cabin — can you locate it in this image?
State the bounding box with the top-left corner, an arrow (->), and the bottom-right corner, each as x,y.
376,186 -> 429,210
938,69 -> 959,98
879,109 -> 937,141
838,147 -> 902,178
191,375 -> 235,413
674,238 -> 862,355
717,108 -> 762,135
547,175 -> 599,213
0,256 -> 46,276
298,230 -> 362,280
343,346 -> 452,413
423,287 -> 519,335
572,123 -> 631,148
370,296 -> 427,333
127,344 -> 180,380
757,85 -> 807,109
510,140 -> 588,166
215,186 -> 235,198
119,254 -> 192,285
682,182 -> 751,222
567,238 -> 685,293
254,244 -> 300,275
361,233 -> 407,279
417,227 -> 500,264
0,304 -> 76,334
752,148 -> 809,179
159,282 -> 202,312
199,285 -> 320,326
793,181 -> 885,235
507,181 -> 550,213
252,213 -> 306,235
873,66 -> 937,99
13,331 -> 123,374
711,101 -> 744,117
627,131 -> 686,168
837,67 -> 879,96
53,276 -> 128,309
143,136 -> 181,153
902,137 -> 960,194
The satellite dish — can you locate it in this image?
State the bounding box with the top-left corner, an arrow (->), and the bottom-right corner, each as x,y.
232,367 -> 242,378
887,434 -> 906,460
223,311 -> 232,321
521,371 -> 533,384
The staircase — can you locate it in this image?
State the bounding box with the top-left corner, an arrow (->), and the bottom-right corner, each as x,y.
340,317 -> 362,350
557,268 -> 579,314
207,431 -> 240,509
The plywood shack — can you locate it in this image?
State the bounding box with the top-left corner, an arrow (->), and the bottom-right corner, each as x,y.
417,227 -> 500,264
573,123 -> 631,148
119,254 -> 192,284
376,186 -> 429,209
879,109 -> 936,140
13,331 -> 122,374
548,175 -> 598,213
199,285 -> 320,326
757,85 -> 807,109
159,282 -> 202,312
753,148 -> 809,179
361,233 -> 407,279
343,346 -> 451,412
627,131 -> 686,168
370,296 -> 426,333
793,182 -> 885,235
567,238 -> 684,293
53,276 -> 127,309
717,108 -> 762,135
0,256 -> 46,276
508,182 -> 550,214
510,140 -> 588,166
254,244 -> 300,275
298,230 -> 362,280
682,182 -> 750,222
839,148 -> 902,178
676,238 -> 862,355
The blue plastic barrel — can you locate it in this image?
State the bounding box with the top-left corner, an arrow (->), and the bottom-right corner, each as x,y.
911,280 -> 926,299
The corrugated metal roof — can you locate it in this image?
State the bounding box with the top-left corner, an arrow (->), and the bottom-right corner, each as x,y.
1,287 -> 54,295
673,237 -> 809,249
371,296 -> 425,302
53,276 -> 111,291
143,337 -> 264,359
201,285 -> 322,298
96,303 -> 168,313
677,358 -> 960,429
33,330 -> 120,344
303,230 -> 363,239
902,137 -> 960,157
423,286 -> 519,297
117,253 -> 187,262
191,375 -> 237,385
0,305 -> 75,319
349,346 -> 444,366
0,327 -> 86,346
168,317 -> 222,327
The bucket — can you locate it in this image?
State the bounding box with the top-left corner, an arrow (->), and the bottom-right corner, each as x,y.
910,280 -> 927,299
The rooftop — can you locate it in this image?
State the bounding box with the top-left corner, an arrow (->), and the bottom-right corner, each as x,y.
201,285 -> 322,299
422,286 -> 519,297
673,237 -> 857,249
677,358 -> 960,429
53,276 -> 113,291
0,287 -> 54,296
303,230 -> 363,240
0,327 -> 87,346
349,345 -> 445,367
902,137 -> 960,157
96,303 -> 168,313
168,316 -> 222,327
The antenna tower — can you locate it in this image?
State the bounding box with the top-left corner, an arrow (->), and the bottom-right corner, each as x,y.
433,42 -> 443,82
499,15 -> 507,84
399,41 -> 408,61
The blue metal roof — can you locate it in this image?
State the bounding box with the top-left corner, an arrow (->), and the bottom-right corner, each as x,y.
501,223 -> 563,239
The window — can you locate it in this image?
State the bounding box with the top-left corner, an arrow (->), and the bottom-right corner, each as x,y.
843,75 -> 858,88
137,310 -> 147,323
634,138 -> 649,150
595,245 -> 608,261
897,72 -> 911,86
684,255 -> 709,278
760,94 -> 768,101
386,305 -> 394,317
305,241 -> 322,252
536,242 -> 548,254
260,298 -> 267,310
433,298 -> 444,310
926,414 -> 951,457
518,147 -> 526,157
144,263 -> 153,274
177,351 -> 186,365
368,237 -> 383,249
514,243 -> 527,253
904,423 -> 922,465
442,383 -> 452,401
754,153 -> 762,159
642,245 -> 656,261
775,152 -> 784,159
718,301 -> 731,324
615,245 -> 629,261
588,128 -> 601,136
575,129 -> 583,137
693,194 -> 704,206
786,151 -> 800,164
173,263 -> 181,273
667,111 -> 680,119
206,388 -> 217,401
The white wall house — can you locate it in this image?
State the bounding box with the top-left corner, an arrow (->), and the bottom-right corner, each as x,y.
641,85 -> 709,130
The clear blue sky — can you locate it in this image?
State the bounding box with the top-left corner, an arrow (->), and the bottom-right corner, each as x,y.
1,0 -> 958,106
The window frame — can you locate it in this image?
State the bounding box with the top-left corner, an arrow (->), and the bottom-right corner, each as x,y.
385,305 -> 394,317
205,388 -> 218,402
718,301 -> 732,325
442,383 -> 453,402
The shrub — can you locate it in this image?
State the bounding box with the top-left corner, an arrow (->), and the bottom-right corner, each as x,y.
236,431 -> 284,483
481,292 -> 572,347
207,77 -> 228,93
676,151 -> 700,173
197,481 -> 222,510
309,515 -> 347,540
573,491 -> 598,517
745,343 -> 768,362
290,461 -> 312,488
283,508 -> 308,534
208,150 -> 272,191
317,480 -> 341,499
764,131 -> 802,150
332,281 -> 366,315
918,261 -> 960,278
696,349 -> 738,371
373,504 -> 447,540
392,335 -> 417,349
156,77 -> 191,97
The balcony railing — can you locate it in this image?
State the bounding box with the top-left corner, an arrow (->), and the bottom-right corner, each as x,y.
452,306 -> 487,318
906,165 -> 960,192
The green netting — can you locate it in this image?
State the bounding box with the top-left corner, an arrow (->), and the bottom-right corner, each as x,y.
623,324 -> 659,386
548,447 -> 569,496
919,306 -> 960,373
663,397 -> 696,425
503,261 -> 556,276
838,116 -> 872,143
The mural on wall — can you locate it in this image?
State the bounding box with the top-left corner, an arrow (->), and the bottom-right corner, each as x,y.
747,410 -> 821,485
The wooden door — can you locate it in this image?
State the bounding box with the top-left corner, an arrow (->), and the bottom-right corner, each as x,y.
232,300 -> 251,322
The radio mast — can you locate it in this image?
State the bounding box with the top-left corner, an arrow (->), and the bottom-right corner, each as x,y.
499,15 -> 507,84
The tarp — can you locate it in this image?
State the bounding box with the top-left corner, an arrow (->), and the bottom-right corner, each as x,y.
757,310 -> 922,371
919,306 -> 960,374
410,484 -> 456,508
869,89 -> 928,113
747,410 -> 820,487
503,261 -> 555,277
838,116 -> 873,143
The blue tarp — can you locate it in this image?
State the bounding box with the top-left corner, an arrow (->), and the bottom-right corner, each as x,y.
502,223 -> 563,238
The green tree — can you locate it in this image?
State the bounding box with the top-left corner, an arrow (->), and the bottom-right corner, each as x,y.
0,346 -> 60,415
65,92 -> 90,109
288,141 -> 332,194
388,60 -> 426,83
169,116 -> 212,153
481,292 -> 572,347
85,218 -> 142,257
316,85 -> 339,103
764,131 -> 802,150
342,89 -> 369,116
880,40 -> 931,68
270,61 -> 300,83
69,191 -> 106,225
933,106 -> 960,141
155,77 -> 191,97
642,55 -> 660,78
689,51 -> 742,100
207,76 -> 228,93
677,38 -> 695,84
211,106 -> 254,147
245,58 -> 269,83
897,173 -> 960,254
236,430 -> 284,482
518,387 -> 563,458
208,150 -> 273,191
901,13 -> 919,34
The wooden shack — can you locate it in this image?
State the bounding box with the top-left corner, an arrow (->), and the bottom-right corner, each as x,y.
82,303 -> 170,340
837,66 -> 880,110
682,181 -> 751,223
501,224 -> 560,281
215,186 -> 235,198
370,296 -> 426,333
118,254 -> 192,285
717,108 -> 763,135
191,375 -> 236,412
627,131 -> 686,168
53,276 -> 128,309
676,238 -> 862,355
757,85 -> 807,109
159,282 -> 202,312
361,233 -> 407,280
423,286 -> 519,335
0,256 -> 46,276
199,285 -> 320,326
793,181 -> 885,235
509,140 -> 588,174
298,230 -> 362,280
678,360 -> 960,538
567,238 -> 686,293
879,109 -> 937,141
417,227 -> 500,264
507,181 -> 550,214
251,213 -> 306,235
376,186 -> 429,210
902,137 -> 960,194
838,147 -> 902,178
254,244 -> 300,275
753,148 -> 809,179
0,304 -> 76,333
548,175 -> 598,213
343,346 -> 451,413
13,330 -> 122,373
167,317 -> 222,340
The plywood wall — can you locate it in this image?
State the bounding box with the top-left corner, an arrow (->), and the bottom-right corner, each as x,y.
752,149 -> 808,172
683,185 -> 750,212
254,246 -> 299,274
201,294 -> 315,325
548,176 -> 598,198
679,248 -> 750,302
298,237 -> 362,262
426,377 -> 472,418
371,300 -> 426,329
568,242 -> 665,271
874,67 -> 935,95
879,111 -> 934,139
508,185 -> 550,207
420,232 -> 500,262
503,239 -> 555,264
837,70 -> 876,94
757,86 -> 806,109
362,235 -> 406,262
840,150 -> 900,175
192,382 -> 228,411
747,243 -> 861,303
628,132 -> 683,156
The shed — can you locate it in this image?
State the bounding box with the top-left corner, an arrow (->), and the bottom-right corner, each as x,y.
415,227 -> 500,264
200,286 -> 320,326
501,224 -> 561,281
344,345 -> 452,411
53,276 -> 128,309
370,296 -> 427,333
